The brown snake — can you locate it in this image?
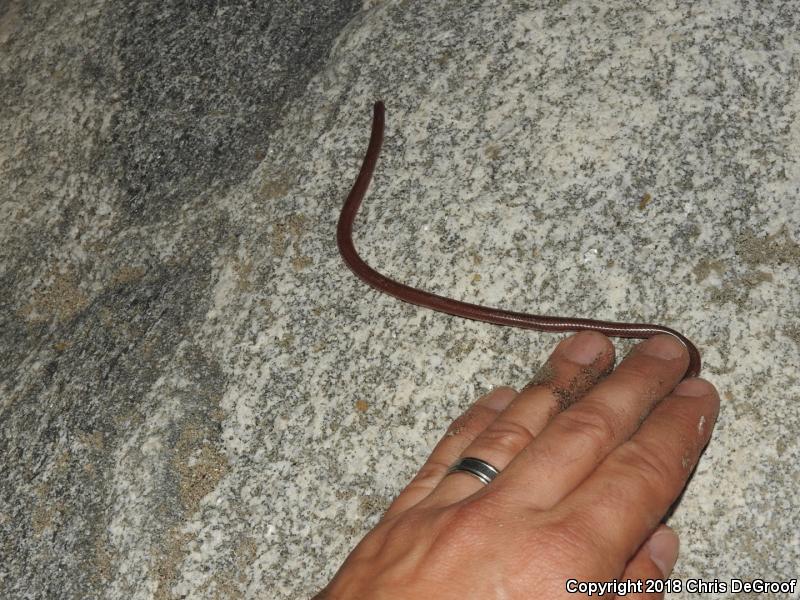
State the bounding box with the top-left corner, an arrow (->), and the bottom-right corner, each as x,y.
337,101 -> 701,379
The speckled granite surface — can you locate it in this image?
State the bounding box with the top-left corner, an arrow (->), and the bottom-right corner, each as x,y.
1,1 -> 799,598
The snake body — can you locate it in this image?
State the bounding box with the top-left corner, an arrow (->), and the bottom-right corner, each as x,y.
337,101 -> 701,379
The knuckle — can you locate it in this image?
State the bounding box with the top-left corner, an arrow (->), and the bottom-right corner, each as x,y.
476,418 -> 534,456
557,402 -> 620,451
435,500 -> 495,548
617,357 -> 672,395
617,357 -> 655,382
447,493 -> 511,533
620,439 -> 678,493
491,385 -> 518,397
530,512 -> 610,569
408,458 -> 450,492
381,510 -> 431,549
450,498 -> 491,526
448,405 -> 494,437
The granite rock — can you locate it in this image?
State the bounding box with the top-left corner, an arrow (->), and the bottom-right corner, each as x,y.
1,1 -> 798,598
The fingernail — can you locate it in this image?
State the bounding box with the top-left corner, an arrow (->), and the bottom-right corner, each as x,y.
639,334 -> 684,360
647,527 -> 680,577
674,377 -> 713,397
561,331 -> 608,365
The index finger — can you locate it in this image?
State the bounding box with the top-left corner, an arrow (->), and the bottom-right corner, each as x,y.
556,377 -> 719,563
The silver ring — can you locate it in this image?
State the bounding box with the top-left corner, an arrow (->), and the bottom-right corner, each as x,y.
446,457 -> 500,486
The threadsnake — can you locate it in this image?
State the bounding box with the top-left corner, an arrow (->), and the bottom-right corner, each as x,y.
337,101 -> 701,378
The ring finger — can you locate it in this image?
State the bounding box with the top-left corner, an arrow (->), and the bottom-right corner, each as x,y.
427,330 -> 615,505
381,385 -> 518,519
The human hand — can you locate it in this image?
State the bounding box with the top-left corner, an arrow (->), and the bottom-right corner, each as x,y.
315,331 -> 719,599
